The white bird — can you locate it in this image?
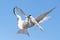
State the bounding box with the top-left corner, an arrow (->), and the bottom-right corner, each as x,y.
13,7 -> 55,36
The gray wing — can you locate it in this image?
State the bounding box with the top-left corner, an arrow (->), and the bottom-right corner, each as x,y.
28,7 -> 55,28
15,7 -> 26,16
35,7 -> 55,23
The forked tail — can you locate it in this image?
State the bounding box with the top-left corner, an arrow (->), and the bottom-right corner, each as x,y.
16,29 -> 29,36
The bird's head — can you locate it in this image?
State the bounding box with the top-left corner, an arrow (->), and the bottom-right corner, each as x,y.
27,15 -> 32,18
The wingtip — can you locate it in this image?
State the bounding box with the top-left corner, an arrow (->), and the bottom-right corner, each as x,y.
51,7 -> 56,11
53,7 -> 56,9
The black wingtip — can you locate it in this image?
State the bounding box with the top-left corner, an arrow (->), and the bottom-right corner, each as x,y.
13,7 -> 17,16
13,8 -> 15,12
13,7 -> 15,13
51,7 -> 56,11
47,7 -> 56,14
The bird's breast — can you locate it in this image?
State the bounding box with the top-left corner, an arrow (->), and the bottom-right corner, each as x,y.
17,20 -> 24,29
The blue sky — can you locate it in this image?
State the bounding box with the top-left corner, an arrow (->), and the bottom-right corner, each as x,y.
0,0 -> 60,40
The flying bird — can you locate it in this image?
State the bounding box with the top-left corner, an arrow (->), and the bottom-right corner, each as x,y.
13,7 -> 55,36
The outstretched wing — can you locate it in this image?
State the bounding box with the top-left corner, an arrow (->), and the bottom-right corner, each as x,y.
15,7 -> 27,17
35,7 -> 55,23
28,7 -> 55,28
13,7 -> 21,19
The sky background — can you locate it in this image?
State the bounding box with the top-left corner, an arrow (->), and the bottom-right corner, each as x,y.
0,0 -> 60,40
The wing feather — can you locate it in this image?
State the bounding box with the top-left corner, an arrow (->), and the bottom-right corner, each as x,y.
15,7 -> 26,16
35,7 -> 55,22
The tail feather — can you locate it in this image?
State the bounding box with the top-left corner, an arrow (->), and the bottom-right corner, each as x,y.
16,29 -> 29,36
35,24 -> 44,31
37,25 -> 44,31
39,26 -> 44,31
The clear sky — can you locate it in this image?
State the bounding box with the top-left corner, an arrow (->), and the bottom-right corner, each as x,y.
0,0 -> 60,40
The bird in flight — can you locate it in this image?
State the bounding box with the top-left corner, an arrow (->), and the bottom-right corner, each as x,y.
13,7 -> 55,36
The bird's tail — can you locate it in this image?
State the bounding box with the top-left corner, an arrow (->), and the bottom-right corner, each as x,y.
16,29 -> 29,36
39,25 -> 44,31
35,23 -> 44,31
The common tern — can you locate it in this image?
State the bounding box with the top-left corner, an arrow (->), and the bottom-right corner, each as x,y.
13,7 -> 55,36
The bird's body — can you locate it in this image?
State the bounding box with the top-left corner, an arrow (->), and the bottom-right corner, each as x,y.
29,15 -> 44,31
16,15 -> 30,35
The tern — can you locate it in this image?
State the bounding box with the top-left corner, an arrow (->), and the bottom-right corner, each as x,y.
13,7 -> 55,36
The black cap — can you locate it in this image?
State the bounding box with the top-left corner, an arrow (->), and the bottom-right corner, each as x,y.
27,15 -> 31,18
29,15 -> 31,16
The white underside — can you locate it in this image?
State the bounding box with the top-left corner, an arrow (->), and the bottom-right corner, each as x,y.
18,20 -> 24,29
